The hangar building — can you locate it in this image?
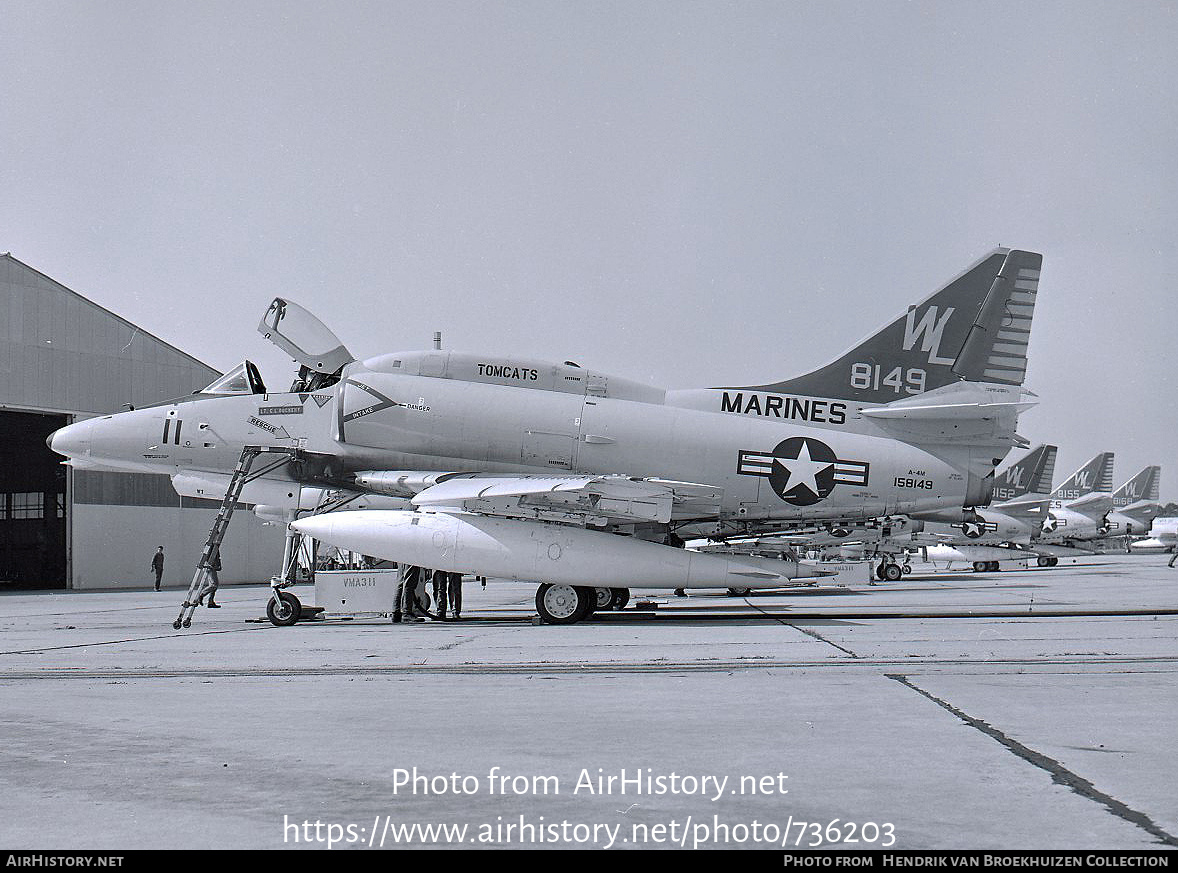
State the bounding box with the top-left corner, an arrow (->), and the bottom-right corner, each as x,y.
1,253 -> 284,590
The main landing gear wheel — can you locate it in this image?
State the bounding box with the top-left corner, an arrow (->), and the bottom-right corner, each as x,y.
1048,556 -> 1059,567
535,584 -> 596,625
973,561 -> 987,573
883,563 -> 903,582
988,561 -> 1000,572
595,587 -> 614,610
1037,556 -> 1051,567
726,587 -> 752,597
609,588 -> 630,610
267,591 -> 302,627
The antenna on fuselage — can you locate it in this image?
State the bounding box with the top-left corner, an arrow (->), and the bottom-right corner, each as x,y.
433,331 -> 442,350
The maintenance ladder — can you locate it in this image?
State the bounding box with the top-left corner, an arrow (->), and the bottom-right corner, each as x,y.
172,445 -> 301,629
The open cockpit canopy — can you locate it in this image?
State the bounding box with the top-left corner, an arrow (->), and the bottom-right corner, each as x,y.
258,298 -> 354,389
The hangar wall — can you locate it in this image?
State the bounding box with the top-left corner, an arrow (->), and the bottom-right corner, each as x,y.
1,253 -> 284,589
71,504 -> 280,589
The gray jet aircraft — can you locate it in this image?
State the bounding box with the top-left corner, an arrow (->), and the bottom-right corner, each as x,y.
48,247 -> 1042,625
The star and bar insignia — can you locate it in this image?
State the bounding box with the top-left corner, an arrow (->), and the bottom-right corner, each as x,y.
957,520 -> 999,539
738,437 -> 870,506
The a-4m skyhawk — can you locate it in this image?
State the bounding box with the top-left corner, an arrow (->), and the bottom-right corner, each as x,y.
49,247 -> 1043,625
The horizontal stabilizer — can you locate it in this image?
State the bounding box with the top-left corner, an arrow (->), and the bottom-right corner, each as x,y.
1065,493 -> 1114,518
861,400 -> 1035,420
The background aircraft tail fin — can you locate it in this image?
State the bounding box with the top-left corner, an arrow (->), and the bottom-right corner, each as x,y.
992,444 -> 1057,502
1053,452 -> 1115,498
725,248 -> 1032,403
1114,466 -> 1161,504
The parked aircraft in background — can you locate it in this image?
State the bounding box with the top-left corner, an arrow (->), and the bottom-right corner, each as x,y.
48,248 -> 1042,624
821,443 -> 1057,577
1035,452 -> 1115,555
1105,466 -> 1163,539
1129,517 -> 1178,553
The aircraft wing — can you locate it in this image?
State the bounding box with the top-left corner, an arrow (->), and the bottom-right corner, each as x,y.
406,474 -> 724,526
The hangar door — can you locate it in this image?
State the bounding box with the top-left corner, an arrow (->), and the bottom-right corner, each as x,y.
0,410 -> 67,588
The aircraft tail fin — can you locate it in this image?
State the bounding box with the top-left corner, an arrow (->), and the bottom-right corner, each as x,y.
725,248 -> 1042,403
1052,452 -> 1115,499
1114,466 -> 1161,504
992,444 -> 1057,503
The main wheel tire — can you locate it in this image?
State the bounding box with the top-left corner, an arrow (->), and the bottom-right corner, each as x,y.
595,587 -> 614,610
267,591 -> 302,627
726,587 -> 752,597
973,561 -> 987,573
609,588 -> 630,610
884,563 -> 902,582
988,561 -> 1000,572
1037,556 -> 1050,567
1049,556 -> 1059,567
535,583 -> 594,625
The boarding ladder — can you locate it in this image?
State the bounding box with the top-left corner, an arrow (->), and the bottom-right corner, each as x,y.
172,445 -> 301,629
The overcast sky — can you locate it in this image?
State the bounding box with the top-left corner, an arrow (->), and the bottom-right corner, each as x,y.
2,0 -> 1175,496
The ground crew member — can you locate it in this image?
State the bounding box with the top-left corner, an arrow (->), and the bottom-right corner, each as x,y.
205,550 -> 222,608
198,549 -> 222,608
431,568 -> 448,618
1168,547 -> 1176,569
400,565 -> 426,622
151,546 -> 165,591
447,571 -> 463,619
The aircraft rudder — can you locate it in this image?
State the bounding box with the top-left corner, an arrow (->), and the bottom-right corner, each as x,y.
951,249 -> 1042,386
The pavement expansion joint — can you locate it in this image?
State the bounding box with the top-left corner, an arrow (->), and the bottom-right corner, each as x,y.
886,673 -> 1178,848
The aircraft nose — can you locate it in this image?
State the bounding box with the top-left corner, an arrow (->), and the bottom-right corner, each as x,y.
47,419 -> 94,460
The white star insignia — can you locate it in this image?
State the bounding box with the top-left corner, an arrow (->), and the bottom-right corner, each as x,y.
772,440 -> 833,498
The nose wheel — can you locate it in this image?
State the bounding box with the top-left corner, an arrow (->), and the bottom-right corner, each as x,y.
267,591 -> 303,626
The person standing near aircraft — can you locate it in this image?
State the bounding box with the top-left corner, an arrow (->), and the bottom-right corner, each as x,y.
431,568 -> 448,618
444,571 -> 463,619
200,549 -> 222,608
151,546 -> 164,591
1167,547 -> 1176,568
400,565 -> 427,622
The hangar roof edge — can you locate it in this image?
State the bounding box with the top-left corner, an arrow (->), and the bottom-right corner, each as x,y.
1,252 -> 220,378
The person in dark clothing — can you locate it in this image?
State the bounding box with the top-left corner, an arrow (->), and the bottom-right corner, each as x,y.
151,547 -> 164,591
447,571 -> 463,619
206,551 -> 222,607
198,550 -> 222,608
399,565 -> 426,622
431,568 -> 448,618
